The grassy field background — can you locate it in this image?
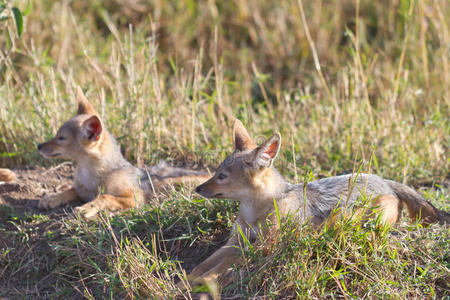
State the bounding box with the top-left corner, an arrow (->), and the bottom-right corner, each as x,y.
0,0 -> 449,298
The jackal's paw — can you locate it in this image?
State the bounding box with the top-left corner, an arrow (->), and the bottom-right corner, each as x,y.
176,279 -> 190,291
74,203 -> 100,220
39,194 -> 63,209
176,275 -> 204,290
177,273 -> 221,294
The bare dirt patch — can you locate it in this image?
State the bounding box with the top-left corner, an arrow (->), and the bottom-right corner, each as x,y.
0,164 -> 84,216
0,165 -> 86,298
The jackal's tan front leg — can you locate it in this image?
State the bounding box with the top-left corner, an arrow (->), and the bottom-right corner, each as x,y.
74,192 -> 138,220
75,169 -> 144,219
187,218 -> 251,285
39,188 -> 78,209
188,235 -> 241,284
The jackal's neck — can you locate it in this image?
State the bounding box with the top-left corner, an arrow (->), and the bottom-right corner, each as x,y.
76,131 -> 131,172
248,167 -> 289,204
238,167 -> 289,225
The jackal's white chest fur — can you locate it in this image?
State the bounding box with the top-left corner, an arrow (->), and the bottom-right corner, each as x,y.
240,202 -> 257,224
74,166 -> 102,201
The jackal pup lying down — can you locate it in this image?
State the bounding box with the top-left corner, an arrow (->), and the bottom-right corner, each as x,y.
188,119 -> 449,283
38,88 -> 208,219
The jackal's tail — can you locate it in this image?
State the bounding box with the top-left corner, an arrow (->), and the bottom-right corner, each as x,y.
143,161 -> 210,185
0,168 -> 16,182
385,180 -> 450,225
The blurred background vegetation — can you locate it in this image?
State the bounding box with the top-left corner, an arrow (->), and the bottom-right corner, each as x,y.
0,0 -> 448,183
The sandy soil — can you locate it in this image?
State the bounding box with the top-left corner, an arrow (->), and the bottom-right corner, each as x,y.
0,164 -> 83,216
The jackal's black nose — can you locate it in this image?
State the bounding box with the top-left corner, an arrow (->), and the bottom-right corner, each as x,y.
37,143 -> 43,150
195,186 -> 201,193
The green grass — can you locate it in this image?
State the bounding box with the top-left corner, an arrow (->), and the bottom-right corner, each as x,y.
0,0 -> 449,298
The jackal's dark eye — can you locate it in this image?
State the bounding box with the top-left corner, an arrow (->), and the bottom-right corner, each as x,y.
217,173 -> 228,180
58,136 -> 66,141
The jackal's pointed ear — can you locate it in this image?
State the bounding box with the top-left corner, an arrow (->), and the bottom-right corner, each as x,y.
81,115 -> 102,141
76,87 -> 98,115
233,119 -> 256,151
250,133 -> 281,168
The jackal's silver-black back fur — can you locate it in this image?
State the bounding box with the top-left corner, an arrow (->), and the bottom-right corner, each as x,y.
284,173 -> 449,225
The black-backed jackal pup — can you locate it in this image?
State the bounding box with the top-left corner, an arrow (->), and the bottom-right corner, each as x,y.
187,119 -> 450,284
38,88 -> 208,219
